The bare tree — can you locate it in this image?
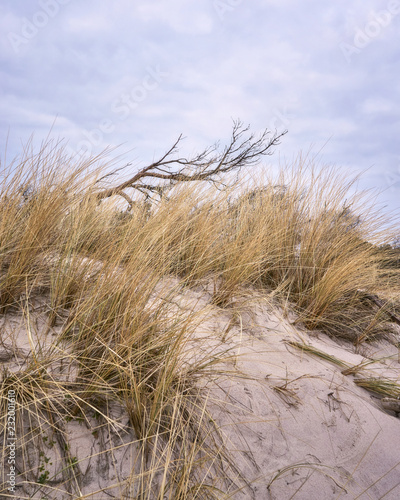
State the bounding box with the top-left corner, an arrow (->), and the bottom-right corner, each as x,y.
95,120 -> 287,210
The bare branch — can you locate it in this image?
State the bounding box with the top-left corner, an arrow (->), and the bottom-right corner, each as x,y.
117,190 -> 134,211
95,120 -> 287,205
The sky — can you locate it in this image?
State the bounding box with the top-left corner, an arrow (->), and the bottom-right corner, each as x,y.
1,0 -> 399,215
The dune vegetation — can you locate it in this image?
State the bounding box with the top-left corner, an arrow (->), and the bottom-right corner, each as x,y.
0,125 -> 399,499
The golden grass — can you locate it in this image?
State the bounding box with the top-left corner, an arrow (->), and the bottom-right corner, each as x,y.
0,139 -> 398,498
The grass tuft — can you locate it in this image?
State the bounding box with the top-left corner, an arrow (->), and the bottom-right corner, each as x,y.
0,139 -> 398,497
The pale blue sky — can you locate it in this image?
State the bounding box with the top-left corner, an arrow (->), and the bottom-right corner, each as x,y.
1,0 -> 399,214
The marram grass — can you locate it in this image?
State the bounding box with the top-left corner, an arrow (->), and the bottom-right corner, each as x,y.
0,139 -> 398,498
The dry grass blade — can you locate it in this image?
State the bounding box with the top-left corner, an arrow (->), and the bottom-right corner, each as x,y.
285,341 -> 349,368
353,378 -> 400,399
0,136 -> 399,498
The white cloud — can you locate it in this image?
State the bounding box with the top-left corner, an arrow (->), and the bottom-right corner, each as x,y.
65,15 -> 110,34
0,0 -> 399,213
361,97 -> 395,115
134,1 -> 214,35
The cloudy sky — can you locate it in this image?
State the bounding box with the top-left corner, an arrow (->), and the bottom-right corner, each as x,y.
1,0 -> 399,214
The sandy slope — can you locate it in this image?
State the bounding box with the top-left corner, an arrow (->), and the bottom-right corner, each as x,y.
174,285 -> 400,499
1,282 -> 399,499
210,307 -> 400,499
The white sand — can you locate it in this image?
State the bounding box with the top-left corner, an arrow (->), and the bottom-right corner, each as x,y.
1,283 -> 399,499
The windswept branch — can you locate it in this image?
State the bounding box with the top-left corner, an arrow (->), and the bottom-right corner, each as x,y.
96,120 -> 287,207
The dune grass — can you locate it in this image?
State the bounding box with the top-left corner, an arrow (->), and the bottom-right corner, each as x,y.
0,140 -> 398,498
